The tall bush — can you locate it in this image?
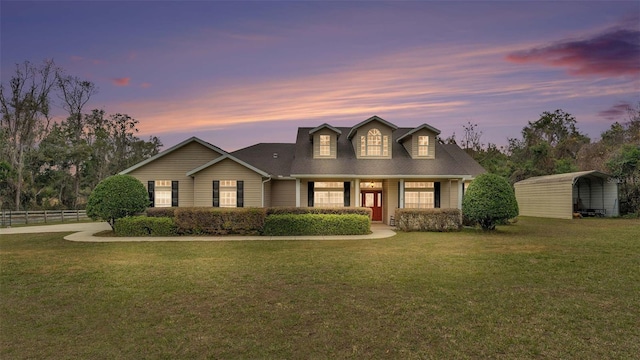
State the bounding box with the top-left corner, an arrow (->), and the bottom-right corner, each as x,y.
86,175 -> 149,228
462,173 -> 518,230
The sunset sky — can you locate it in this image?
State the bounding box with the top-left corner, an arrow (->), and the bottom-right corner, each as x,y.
2,1 -> 639,151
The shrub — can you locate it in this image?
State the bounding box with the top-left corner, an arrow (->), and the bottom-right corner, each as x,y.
462,173 -> 519,230
395,208 -> 462,232
262,214 -> 370,236
114,216 -> 178,236
86,175 -> 149,229
146,207 -> 178,218
174,207 -> 266,235
266,207 -> 372,218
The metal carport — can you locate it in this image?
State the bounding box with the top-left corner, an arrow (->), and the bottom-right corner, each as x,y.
514,171 -> 619,219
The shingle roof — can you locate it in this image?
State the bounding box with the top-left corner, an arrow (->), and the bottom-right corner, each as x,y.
231,143 -> 296,178
288,127 -> 485,178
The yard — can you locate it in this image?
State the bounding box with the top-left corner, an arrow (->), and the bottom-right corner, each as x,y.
1,217 -> 639,359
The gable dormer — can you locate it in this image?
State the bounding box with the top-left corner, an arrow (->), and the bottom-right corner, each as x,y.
309,123 -> 341,159
396,123 -> 441,159
347,116 -> 398,159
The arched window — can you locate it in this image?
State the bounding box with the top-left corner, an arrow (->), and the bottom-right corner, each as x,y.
367,129 -> 382,156
361,128 -> 388,156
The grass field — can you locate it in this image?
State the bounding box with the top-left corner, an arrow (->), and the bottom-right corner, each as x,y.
1,217 -> 639,359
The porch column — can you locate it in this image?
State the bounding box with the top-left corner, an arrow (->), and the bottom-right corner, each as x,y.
295,179 -> 301,207
458,179 -> 464,209
355,179 -> 361,206
399,179 -> 405,208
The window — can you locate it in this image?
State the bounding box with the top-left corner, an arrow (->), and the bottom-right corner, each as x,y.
319,135 -> 331,156
155,190 -> 172,207
418,136 -> 429,156
314,182 -> 344,207
405,182 -> 434,188
154,180 -> 172,207
220,180 -> 237,207
361,129 -> 389,157
405,191 -> 434,208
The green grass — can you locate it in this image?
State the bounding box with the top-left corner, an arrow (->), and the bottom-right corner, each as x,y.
1,217 -> 639,359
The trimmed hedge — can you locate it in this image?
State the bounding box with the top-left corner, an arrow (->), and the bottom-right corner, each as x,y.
262,214 -> 370,236
146,207 -> 178,218
114,216 -> 178,236
395,208 -> 462,232
266,207 -> 372,218
174,207 -> 266,235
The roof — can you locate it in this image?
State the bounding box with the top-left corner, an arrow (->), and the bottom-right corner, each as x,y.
231,143 -> 295,178
514,170 -> 612,186
347,115 -> 399,139
396,123 -> 441,143
119,137 -> 226,175
186,154 -> 270,177
289,127 -> 486,178
309,123 -> 342,139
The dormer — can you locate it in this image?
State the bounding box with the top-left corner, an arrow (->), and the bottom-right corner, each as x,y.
396,123 -> 441,159
309,123 -> 341,159
347,116 -> 398,159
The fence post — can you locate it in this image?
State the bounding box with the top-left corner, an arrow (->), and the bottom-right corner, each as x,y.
44,210 -> 48,223
61,210 -> 64,222
25,210 -> 28,225
76,210 -> 79,221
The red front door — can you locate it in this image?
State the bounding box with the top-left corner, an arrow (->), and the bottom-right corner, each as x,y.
362,190 -> 382,221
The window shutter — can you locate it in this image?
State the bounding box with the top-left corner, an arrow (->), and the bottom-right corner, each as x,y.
171,181 -> 179,207
344,182 -> 351,207
213,181 -> 220,207
398,183 -> 401,208
148,181 -> 155,207
308,181 -> 314,207
434,182 -> 441,208
236,181 -> 244,208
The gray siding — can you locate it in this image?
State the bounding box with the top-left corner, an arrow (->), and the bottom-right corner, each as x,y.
312,129 -> 338,159
353,120 -> 394,159
193,158 -> 264,207
270,180 -> 297,207
128,141 -> 223,207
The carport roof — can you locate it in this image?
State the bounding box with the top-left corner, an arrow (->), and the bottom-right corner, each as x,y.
514,170 -> 611,186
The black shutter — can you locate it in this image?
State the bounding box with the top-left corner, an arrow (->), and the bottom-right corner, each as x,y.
398,182 -> 402,208
236,181 -> 244,208
344,182 -> 351,207
434,182 -> 441,208
171,181 -> 179,207
148,181 -> 155,207
213,181 -> 220,207
308,181 -> 314,207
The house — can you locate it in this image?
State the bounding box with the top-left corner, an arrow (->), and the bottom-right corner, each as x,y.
120,116 -> 485,224
514,170 -> 619,219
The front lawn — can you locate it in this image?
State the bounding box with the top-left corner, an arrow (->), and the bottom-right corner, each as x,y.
1,217 -> 639,359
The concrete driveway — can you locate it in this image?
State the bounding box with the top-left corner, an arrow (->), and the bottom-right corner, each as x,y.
1,222 -> 396,242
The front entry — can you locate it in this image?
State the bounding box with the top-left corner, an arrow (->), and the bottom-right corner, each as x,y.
361,190 -> 383,221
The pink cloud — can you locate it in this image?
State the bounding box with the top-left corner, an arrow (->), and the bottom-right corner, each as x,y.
598,102 -> 632,120
112,77 -> 131,86
506,28 -> 640,77
140,82 -> 152,88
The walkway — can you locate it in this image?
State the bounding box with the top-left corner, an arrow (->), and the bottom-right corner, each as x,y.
0,222 -> 396,242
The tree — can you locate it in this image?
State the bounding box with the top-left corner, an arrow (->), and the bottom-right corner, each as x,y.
462,173 -> 519,230
86,175 -> 149,228
508,109 -> 589,183
0,60 -> 58,209
56,74 -> 97,208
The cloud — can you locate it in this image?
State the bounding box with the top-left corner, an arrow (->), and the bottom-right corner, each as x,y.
598,102 -> 631,120
112,77 -> 131,86
140,82 -> 152,88
506,28 -> 640,77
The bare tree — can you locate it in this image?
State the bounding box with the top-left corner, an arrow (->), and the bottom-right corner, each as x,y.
0,60 -> 58,210
56,74 -> 97,207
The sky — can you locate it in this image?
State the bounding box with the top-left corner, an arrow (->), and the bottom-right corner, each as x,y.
1,1 -> 639,151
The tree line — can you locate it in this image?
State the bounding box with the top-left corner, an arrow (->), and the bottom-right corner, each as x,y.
445,107 -> 640,216
1,60 -> 162,211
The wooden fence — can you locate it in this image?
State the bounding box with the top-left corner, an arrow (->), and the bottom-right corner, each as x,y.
0,210 -> 89,227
